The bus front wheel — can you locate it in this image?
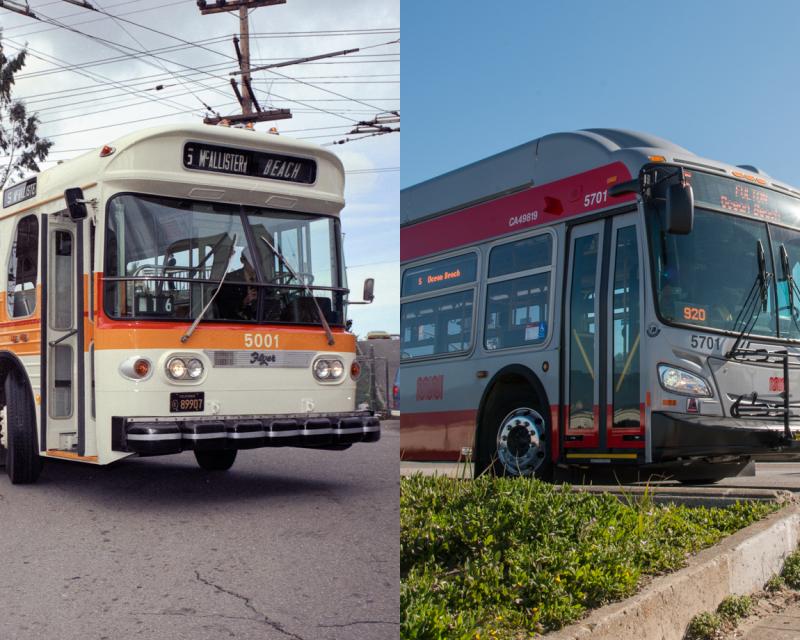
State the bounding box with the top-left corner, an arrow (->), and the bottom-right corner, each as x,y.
194,449 -> 237,471
4,369 -> 42,484
476,386 -> 552,480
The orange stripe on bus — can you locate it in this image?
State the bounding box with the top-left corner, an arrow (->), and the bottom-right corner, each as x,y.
45,450 -> 99,462
94,325 -> 356,352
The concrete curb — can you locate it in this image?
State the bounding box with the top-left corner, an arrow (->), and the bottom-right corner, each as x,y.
547,504 -> 800,640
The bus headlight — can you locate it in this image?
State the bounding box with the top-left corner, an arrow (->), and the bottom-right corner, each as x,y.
186,358 -> 204,379
167,357 -> 187,380
313,358 -> 344,381
658,364 -> 713,397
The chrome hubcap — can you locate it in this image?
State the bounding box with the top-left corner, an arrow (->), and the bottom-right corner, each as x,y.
496,407 -> 546,476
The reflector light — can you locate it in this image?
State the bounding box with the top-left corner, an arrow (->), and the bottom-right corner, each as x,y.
99,145 -> 115,157
350,361 -> 361,379
607,176 -> 618,185
648,155 -> 666,162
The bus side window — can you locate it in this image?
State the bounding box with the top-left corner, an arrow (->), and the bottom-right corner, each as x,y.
7,215 -> 39,318
484,233 -> 553,350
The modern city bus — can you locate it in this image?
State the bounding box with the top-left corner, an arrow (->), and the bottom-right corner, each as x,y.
0,122 -> 380,484
400,128 -> 800,483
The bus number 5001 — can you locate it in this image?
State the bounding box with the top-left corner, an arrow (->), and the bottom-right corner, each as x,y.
244,333 -> 280,349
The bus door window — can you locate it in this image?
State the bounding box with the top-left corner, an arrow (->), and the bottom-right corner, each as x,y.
568,233 -> 600,430
7,215 -> 39,318
611,226 -> 641,429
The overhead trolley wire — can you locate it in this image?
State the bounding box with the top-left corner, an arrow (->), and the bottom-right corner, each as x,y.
53,2 -> 398,122
2,37 -> 198,115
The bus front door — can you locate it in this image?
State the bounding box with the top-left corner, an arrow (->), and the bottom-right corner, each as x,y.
562,213 -> 644,464
44,216 -> 85,455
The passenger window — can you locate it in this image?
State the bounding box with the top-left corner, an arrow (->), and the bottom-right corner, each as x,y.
7,215 -> 39,318
401,290 -> 474,359
484,234 -> 553,350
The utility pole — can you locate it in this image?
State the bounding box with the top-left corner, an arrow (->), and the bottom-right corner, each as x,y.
197,0 -> 291,125
238,5 -> 252,115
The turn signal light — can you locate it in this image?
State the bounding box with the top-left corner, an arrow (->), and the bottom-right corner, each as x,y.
133,359 -> 151,378
350,361 -> 361,380
99,145 -> 115,157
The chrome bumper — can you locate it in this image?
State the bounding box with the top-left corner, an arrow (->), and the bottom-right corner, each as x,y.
112,411 -> 380,456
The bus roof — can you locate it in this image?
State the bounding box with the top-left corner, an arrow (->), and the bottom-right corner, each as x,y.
1,123 -> 346,218
401,128 -> 800,226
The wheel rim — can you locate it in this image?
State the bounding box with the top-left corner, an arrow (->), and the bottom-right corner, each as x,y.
496,407 -> 546,476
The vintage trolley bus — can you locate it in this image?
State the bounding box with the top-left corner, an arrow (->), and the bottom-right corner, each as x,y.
0,123 -> 379,483
400,128 -> 800,482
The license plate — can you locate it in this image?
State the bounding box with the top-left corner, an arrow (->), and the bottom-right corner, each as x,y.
170,392 -> 204,413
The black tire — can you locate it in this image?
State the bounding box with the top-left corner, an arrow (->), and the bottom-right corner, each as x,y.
194,449 -> 237,471
475,385 -> 552,480
4,368 -> 42,484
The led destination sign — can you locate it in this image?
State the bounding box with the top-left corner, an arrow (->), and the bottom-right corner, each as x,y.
402,253 -> 478,296
183,142 -> 317,184
687,171 -> 800,227
2,177 -> 36,209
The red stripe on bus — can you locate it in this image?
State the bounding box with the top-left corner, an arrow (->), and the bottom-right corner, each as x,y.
401,162 -> 634,262
400,409 -> 477,461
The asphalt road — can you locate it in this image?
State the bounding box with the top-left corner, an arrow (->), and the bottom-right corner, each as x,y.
0,420 -> 400,640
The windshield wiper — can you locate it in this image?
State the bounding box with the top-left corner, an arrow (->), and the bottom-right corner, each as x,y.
259,235 -> 335,346
180,234 -> 238,344
727,239 -> 773,357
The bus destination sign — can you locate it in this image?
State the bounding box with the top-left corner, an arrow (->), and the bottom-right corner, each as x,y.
688,171 -> 800,227
183,142 -> 317,184
2,177 -> 37,209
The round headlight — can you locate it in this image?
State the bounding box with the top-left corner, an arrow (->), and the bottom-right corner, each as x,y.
314,359 -> 331,379
329,359 -> 344,379
186,358 -> 204,379
167,357 -> 187,379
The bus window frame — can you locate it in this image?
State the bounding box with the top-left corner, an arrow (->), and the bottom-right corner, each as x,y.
481,227 -> 557,354
100,191 -> 348,327
400,247 -> 481,362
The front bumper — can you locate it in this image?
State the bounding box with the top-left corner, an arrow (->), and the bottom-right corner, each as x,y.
113,411 -> 380,456
652,411 -> 800,461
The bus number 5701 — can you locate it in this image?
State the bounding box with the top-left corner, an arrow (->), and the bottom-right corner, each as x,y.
244,333 -> 280,349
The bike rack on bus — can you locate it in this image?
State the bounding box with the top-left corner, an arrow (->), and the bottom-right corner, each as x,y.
727,347 -> 800,442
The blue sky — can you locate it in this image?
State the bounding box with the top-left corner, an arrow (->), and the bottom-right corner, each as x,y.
401,0 -> 800,189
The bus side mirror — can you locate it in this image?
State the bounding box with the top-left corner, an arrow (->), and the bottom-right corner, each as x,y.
363,277 -> 375,303
64,188 -> 88,221
666,183 -> 694,234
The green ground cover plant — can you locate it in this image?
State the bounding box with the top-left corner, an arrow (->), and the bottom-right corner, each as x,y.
401,475 -> 778,639
781,548 -> 800,588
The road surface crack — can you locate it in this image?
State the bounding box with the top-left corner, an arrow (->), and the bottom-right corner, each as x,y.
318,620 -> 399,628
194,570 -> 306,640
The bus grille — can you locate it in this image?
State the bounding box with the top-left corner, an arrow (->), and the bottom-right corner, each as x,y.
204,350 -> 314,369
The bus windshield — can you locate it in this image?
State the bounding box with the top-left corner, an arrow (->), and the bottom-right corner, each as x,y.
103,194 -> 344,325
649,206 -> 778,336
